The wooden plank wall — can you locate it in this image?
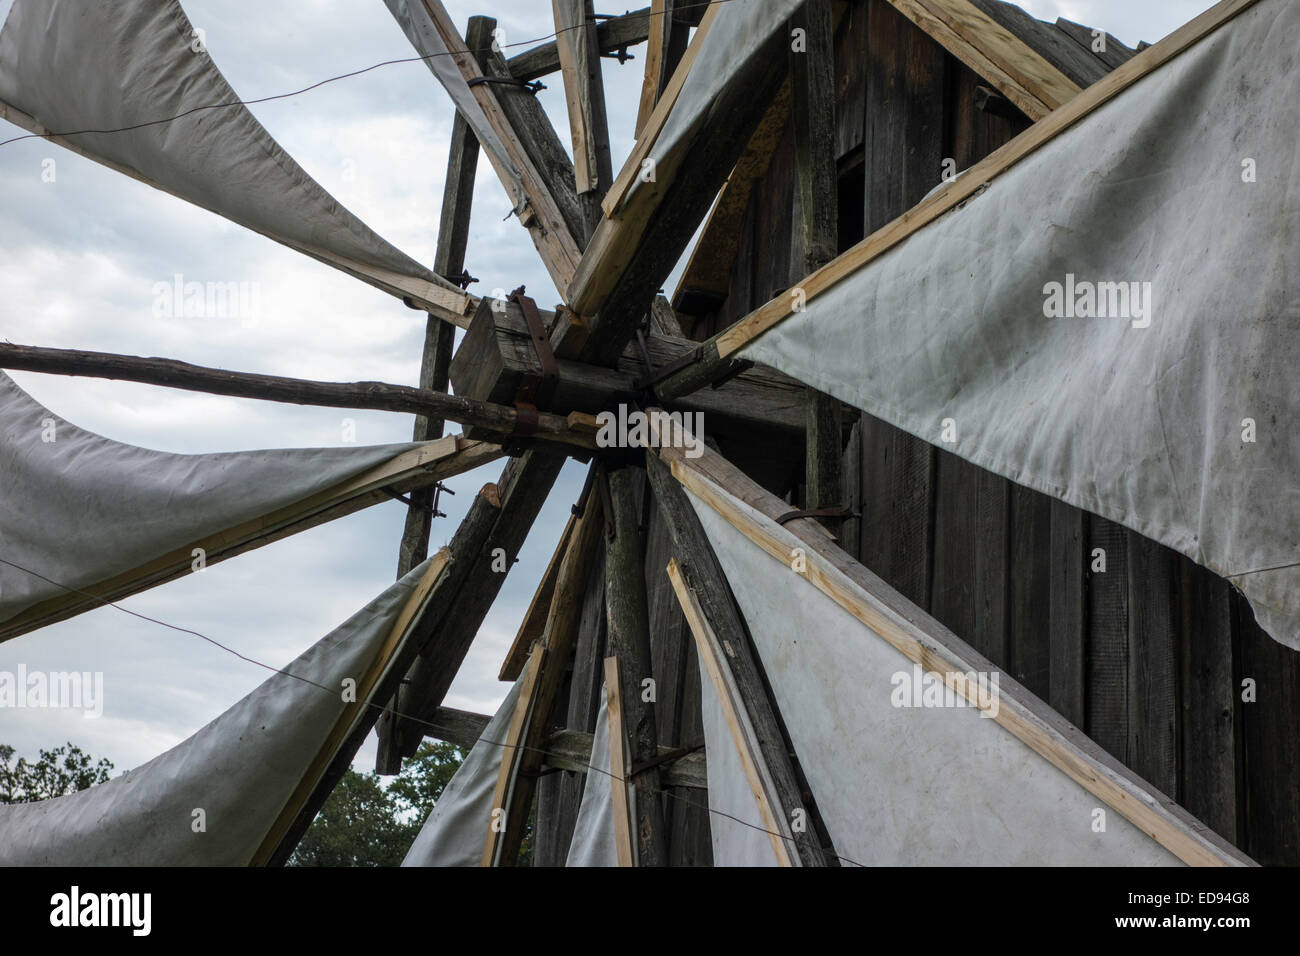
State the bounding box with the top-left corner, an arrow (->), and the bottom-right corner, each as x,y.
689,0 -> 1298,864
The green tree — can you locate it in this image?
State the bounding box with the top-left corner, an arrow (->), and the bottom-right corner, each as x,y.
291,740 -> 468,867
0,742 -> 114,803
289,768 -> 416,867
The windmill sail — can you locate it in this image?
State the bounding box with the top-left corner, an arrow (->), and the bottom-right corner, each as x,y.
402,680 -> 522,867
695,656 -> 785,867
0,557 -> 442,866
0,0 -> 471,323
733,0 -> 1300,649
663,440 -> 1254,866
563,691 -> 622,867
0,371 -> 466,642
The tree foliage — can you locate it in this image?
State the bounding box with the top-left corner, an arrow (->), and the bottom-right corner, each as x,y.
0,742 -> 114,803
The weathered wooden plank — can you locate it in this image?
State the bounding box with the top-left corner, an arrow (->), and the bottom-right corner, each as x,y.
1177,560 -> 1237,843
414,1 -> 583,288
493,486 -> 606,864
833,0 -> 869,160
570,11 -> 790,367
0,344 -> 599,452
1054,16 -> 1139,72
1234,590 -> 1300,865
553,0 -> 614,237
540,728 -> 707,789
671,77 -> 791,319
508,8 -> 651,81
1086,513 -> 1129,763
965,0 -> 1109,89
1008,485 -> 1051,702
377,452 -> 567,769
929,450 -> 979,642
500,514 -> 576,682
1048,497 -> 1086,728
1126,532 -> 1179,798
885,0 -> 1082,119
603,464 -> 669,865
480,32 -> 591,249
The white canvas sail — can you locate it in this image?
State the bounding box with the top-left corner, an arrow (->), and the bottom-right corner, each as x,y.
0,371 -> 436,641
402,680 -> 522,867
0,0 -> 471,322
696,655 -> 784,866
661,439 -> 1253,866
734,0 -> 1300,648
0,557 -> 440,866
563,691 -> 622,866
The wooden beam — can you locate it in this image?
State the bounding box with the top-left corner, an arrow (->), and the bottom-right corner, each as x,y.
672,77 -> 791,315
602,465 -> 669,865
415,706 -> 705,788
598,3 -> 720,223
668,559 -> 795,866
0,344 -> 599,451
414,0 -> 583,288
507,8 -> 652,82
553,0 -> 614,214
603,656 -> 637,866
448,295 -> 810,437
635,0 -> 668,135
491,485 -> 607,864
696,0 -> 1262,363
645,451 -> 831,865
654,426 -> 1257,867
884,0 -> 1080,120
499,513 -> 576,681
377,450 -> 567,769
483,645 -> 546,866
790,0 -> 843,532
398,16 -> 493,581
0,436 -> 498,644
569,14 -> 791,366
479,25 -> 591,249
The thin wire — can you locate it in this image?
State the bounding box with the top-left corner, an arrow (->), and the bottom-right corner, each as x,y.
0,0 -> 734,151
0,552 -> 861,866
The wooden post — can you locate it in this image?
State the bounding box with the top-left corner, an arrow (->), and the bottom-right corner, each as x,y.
397,15 -> 494,581
645,451 -> 832,865
492,483 -> 606,863
791,0 -> 843,532
375,451 -> 566,772
602,464 -> 669,866
553,0 -> 614,234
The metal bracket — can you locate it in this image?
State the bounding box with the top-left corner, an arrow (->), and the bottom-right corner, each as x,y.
467,75 -> 545,95
774,506 -> 859,526
630,743 -> 704,778
442,267 -> 478,290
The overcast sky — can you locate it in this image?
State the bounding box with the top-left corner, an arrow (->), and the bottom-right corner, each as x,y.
0,0 -> 1217,780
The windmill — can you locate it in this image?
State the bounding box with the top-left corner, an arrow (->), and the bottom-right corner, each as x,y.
0,0 -> 1294,867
